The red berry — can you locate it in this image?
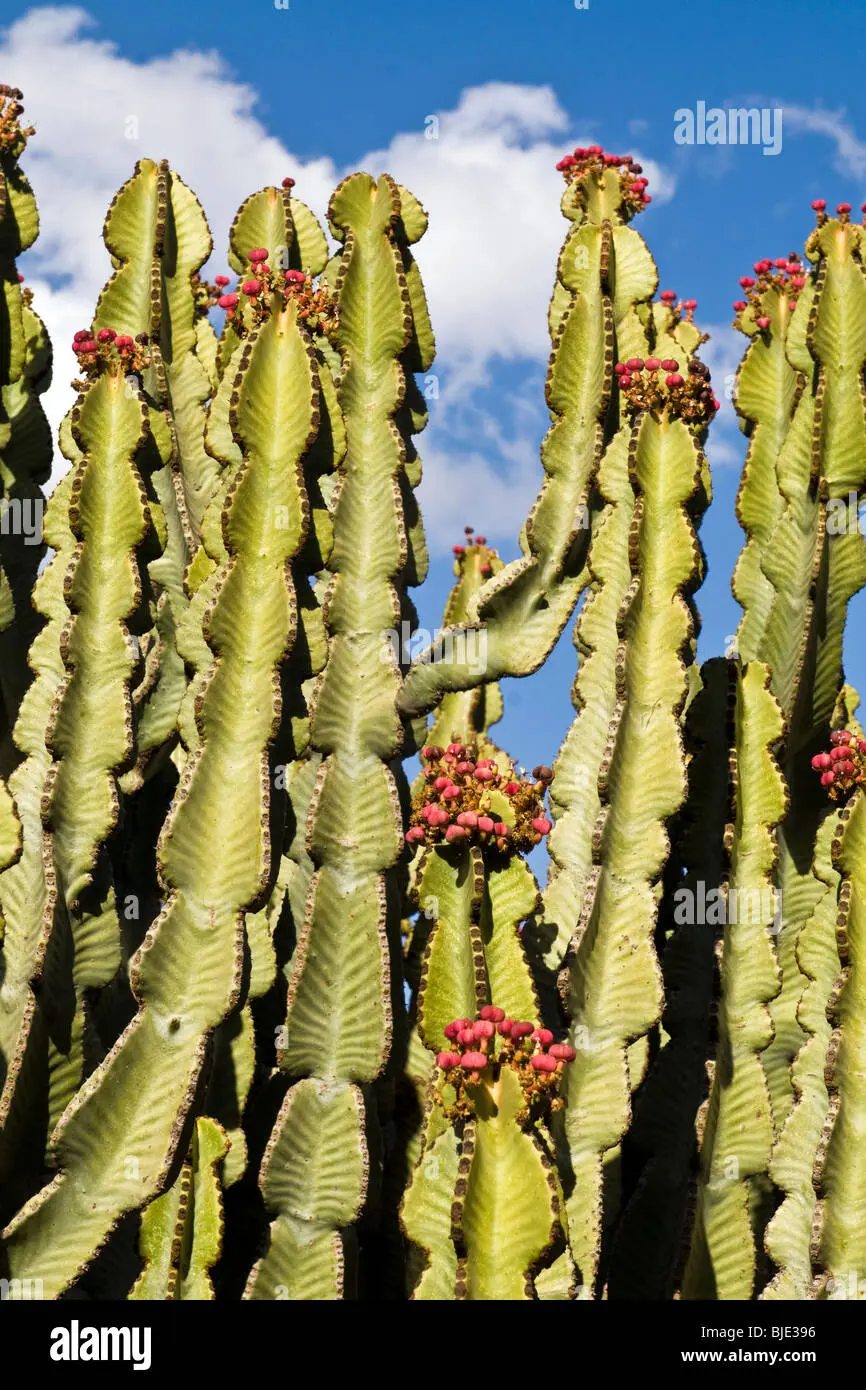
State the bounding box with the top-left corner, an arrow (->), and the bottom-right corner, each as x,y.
530,1054 -> 558,1073
510,1021 -> 534,1039
461,1051 -> 488,1072
248,248 -> 268,262
282,177 -> 296,188
73,329 -> 92,342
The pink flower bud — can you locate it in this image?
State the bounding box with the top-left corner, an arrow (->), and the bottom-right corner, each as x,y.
739,277 -> 756,289
441,784 -> 461,800
248,248 -> 269,263
532,1028 -> 554,1046
504,781 -> 520,794
218,293 -> 239,309
660,290 -> 677,302
510,1022 -> 534,1039
644,357 -> 660,371
214,275 -> 230,287
437,1051 -> 459,1069
530,1054 -> 558,1073
429,807 -> 450,826
456,811 -> 478,829
282,177 -> 296,188
447,744 -> 465,756
626,357 -> 644,372
841,760 -> 856,776
682,299 -> 697,310
480,1005 -> 505,1022
433,776 -> 450,790
756,317 -> 771,330
811,199 -> 826,212
614,362 -> 628,375
472,1020 -> 495,1039
443,1021 -> 461,1039
773,258 -> 787,269
821,771 -> 835,786
531,817 -> 552,835
475,767 -> 495,781
665,373 -> 684,387
458,1027 -> 476,1046
285,269 -> 306,284
461,1052 -> 488,1072
241,279 -> 261,296
837,203 -> 851,215
444,824 -> 467,842
477,816 -> 495,833
549,1043 -> 577,1061
660,358 -> 678,371
733,301 -> 747,312
498,1019 -> 514,1036
73,329 -> 92,342
812,753 -> 832,770
96,327 -> 116,342
456,761 -> 475,775
475,535 -> 487,544
115,335 -> 134,349
405,826 -> 425,844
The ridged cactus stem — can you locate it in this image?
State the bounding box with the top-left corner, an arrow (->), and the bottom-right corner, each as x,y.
682,661 -> 786,1299
560,358 -> 711,1295
245,174 -> 433,1301
2,294 -> 321,1296
398,149 -> 661,720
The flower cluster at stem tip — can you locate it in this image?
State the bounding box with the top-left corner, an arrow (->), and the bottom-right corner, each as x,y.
614,354 -> 718,427
811,730 -> 866,802
732,253 -> 807,327
212,228 -> 339,341
556,145 -> 650,218
435,1008 -> 577,1126
451,524 -> 498,579
407,743 -> 553,853
0,86 -> 34,158
69,328 -> 152,389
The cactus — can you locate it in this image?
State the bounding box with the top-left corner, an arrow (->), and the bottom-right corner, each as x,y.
3,103 -> 866,1306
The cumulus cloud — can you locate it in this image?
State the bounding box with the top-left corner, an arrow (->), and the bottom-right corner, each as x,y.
1,6 -> 677,550
784,104 -> 866,180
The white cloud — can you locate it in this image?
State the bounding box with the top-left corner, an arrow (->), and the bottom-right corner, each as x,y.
784,104 -> 866,181
2,6 -> 677,552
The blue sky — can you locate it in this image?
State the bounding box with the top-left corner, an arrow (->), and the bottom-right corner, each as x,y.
4,0 -> 866,825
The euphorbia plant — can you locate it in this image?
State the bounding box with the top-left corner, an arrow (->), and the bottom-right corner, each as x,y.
2,89 -> 866,1303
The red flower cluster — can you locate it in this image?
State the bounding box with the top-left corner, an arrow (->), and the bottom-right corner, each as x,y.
70,327 -> 151,387
0,86 -> 34,158
810,198 -> 866,225
216,248 -> 339,340
556,146 -> 650,219
614,355 -> 718,427
732,253 -> 807,324
435,1008 -> 577,1124
812,730 -> 866,801
657,289 -> 698,322
452,525 -> 498,580
407,744 -> 553,853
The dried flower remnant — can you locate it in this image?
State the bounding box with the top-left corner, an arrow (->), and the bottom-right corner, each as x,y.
0,85 -> 35,157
